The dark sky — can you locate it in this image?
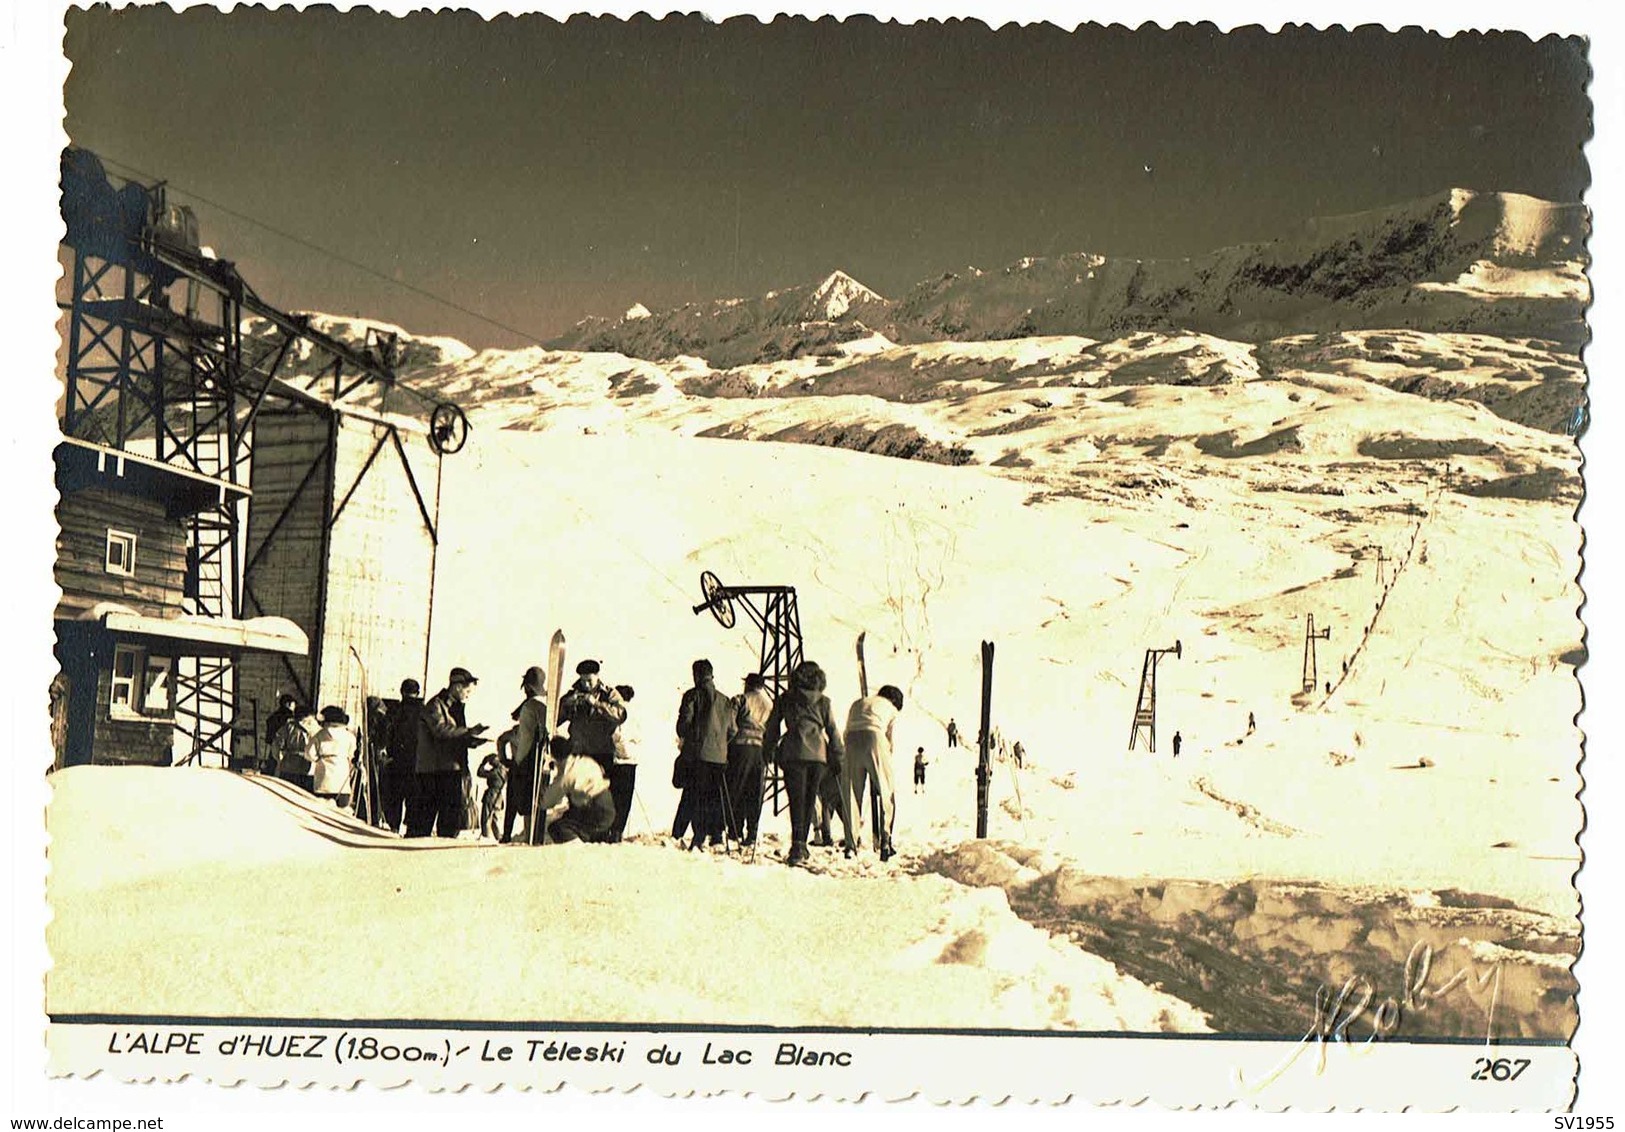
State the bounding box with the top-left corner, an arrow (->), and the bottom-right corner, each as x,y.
63,9 -> 1590,349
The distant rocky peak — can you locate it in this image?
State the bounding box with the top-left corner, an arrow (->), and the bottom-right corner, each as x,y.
806,270 -> 886,320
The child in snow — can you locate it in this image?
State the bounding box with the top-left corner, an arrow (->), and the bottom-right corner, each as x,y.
478,736 -> 512,840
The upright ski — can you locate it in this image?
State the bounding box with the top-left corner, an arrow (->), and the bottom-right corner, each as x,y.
976,640 -> 994,839
529,630 -> 566,845
856,631 -> 869,698
349,645 -> 377,826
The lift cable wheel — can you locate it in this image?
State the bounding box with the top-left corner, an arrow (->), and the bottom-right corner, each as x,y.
428,402 -> 469,456
696,569 -> 736,629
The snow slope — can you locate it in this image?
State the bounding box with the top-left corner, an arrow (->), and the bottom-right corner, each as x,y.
46,766 -> 1204,1031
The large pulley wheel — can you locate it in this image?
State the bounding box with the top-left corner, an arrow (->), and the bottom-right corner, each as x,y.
429,402 -> 469,455
700,570 -> 735,629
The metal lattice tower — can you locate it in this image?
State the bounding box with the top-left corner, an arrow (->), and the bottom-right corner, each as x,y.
1128,640 -> 1182,752
60,148 -> 467,766
61,152 -> 249,762
691,571 -> 805,702
692,571 -> 805,814
1302,613 -> 1332,695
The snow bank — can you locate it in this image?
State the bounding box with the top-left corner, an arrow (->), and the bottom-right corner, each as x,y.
46,766 -> 1204,1031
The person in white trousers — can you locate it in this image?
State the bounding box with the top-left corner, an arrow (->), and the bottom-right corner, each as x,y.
843,685 -> 904,861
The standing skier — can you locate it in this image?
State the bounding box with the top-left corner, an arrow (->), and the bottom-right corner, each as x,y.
272,705 -> 317,792
1172,731 -> 1183,758
407,667 -> 490,838
946,718 -> 961,749
914,747 -> 928,794
844,684 -> 904,861
310,706 -> 357,808
505,666 -> 549,843
727,672 -> 773,847
378,680 -> 423,833
262,693 -> 296,772
606,684 -> 639,843
559,660 -> 626,776
675,659 -> 737,851
764,660 -> 844,866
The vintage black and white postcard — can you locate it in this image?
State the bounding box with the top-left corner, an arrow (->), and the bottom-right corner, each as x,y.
7,0 -> 1618,1120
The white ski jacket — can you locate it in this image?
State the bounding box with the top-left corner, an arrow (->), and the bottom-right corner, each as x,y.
310,725 -> 357,795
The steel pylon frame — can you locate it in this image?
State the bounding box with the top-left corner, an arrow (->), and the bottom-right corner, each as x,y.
1128,640 -> 1182,753
59,148 -> 412,766
692,576 -> 805,815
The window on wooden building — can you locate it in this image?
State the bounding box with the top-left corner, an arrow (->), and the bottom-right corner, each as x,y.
110,646 -> 140,711
105,528 -> 137,576
110,645 -> 175,720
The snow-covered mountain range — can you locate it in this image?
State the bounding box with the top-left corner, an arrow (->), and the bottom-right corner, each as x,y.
547,189 -> 1589,367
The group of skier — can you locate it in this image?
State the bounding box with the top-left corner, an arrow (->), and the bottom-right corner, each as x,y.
686,658 -> 907,866
260,653 -> 936,866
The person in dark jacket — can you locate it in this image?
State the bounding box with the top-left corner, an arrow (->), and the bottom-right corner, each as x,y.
504,666 -> 549,843
262,693 -> 296,772
763,660 -> 844,866
558,660 -> 626,775
378,679 -> 423,833
727,673 -> 773,845
272,704 -> 317,792
406,667 -> 489,838
676,659 -> 738,851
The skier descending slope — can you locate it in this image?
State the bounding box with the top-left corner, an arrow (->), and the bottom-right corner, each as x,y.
763,660 -> 844,866
844,685 -> 904,861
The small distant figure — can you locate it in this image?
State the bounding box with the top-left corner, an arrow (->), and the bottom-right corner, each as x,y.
1325,681 -> 1331,696
1012,741 -> 1025,769
477,743 -> 509,840
946,718 -> 961,749
1246,712 -> 1256,736
1172,731 -> 1183,758
1341,658 -> 1349,676
914,747 -> 928,793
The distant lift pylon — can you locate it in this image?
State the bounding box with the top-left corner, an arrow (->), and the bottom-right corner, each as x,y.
1302,613 -> 1331,694
1128,640 -> 1182,753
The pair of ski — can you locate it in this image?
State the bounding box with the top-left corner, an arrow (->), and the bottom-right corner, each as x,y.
526,630 -> 568,846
